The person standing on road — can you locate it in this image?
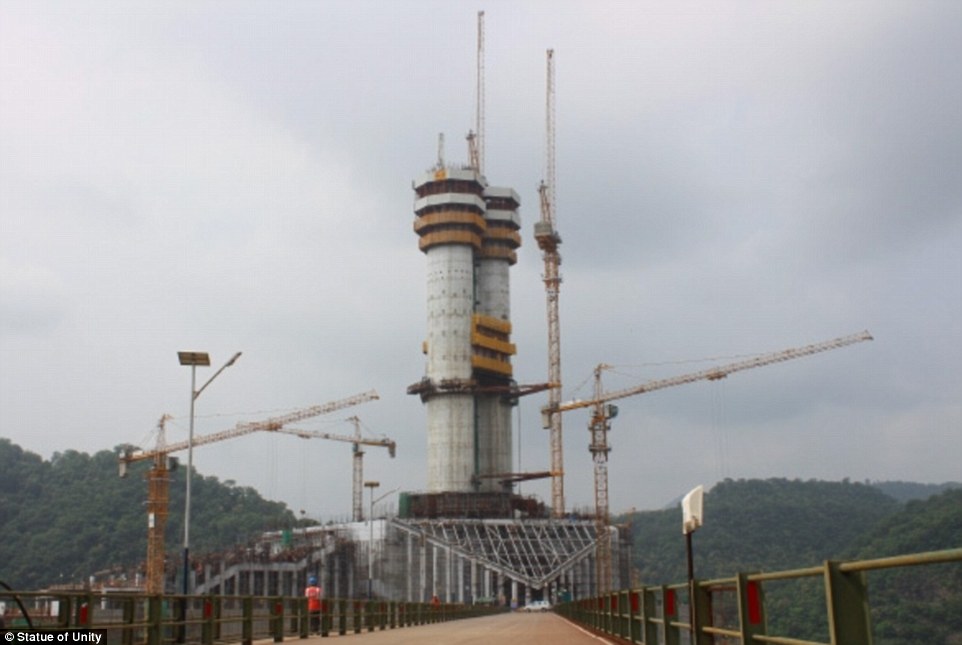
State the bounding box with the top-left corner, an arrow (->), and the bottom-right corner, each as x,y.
305,575 -> 322,634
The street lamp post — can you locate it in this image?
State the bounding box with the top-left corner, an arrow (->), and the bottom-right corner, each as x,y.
364,481 -> 380,599
681,485 -> 705,645
178,350 -> 242,596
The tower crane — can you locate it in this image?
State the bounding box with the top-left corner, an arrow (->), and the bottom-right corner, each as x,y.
119,390 -> 379,594
548,330 -> 873,592
535,48 -> 567,517
273,416 -> 396,522
467,10 -> 485,173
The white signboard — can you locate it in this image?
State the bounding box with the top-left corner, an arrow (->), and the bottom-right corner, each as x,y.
682,485 -> 704,535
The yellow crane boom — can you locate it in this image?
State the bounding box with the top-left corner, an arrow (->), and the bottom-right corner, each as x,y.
119,390 -> 380,468
119,389 -> 379,594
551,331 -> 873,415
547,330 -> 873,594
274,416 -> 397,522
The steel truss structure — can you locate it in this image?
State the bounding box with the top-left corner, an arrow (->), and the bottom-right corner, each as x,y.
391,518 -> 606,592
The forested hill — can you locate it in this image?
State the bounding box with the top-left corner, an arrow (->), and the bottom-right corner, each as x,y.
0,438 -> 301,591
621,478 -> 962,643
627,478 -> 900,583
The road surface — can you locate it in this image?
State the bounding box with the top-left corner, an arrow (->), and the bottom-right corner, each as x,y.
295,611 -> 617,644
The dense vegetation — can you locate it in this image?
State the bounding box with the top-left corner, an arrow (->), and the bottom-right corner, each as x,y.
620,478 -> 962,643
0,438 -> 301,591
2,437 -> 958,641
852,488 -> 962,644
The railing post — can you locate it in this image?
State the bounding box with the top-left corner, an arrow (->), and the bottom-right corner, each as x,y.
78,592 -> 93,629
58,595 -> 72,631
271,597 -> 284,642
298,596 -> 308,639
628,590 -> 640,644
147,596 -> 162,645
737,574 -> 767,642
621,591 -> 630,638
603,595 -> 610,633
662,586 -> 680,645
320,598 -> 331,637
337,599 -> 347,636
175,596 -> 187,645
691,580 -> 712,645
643,587 -> 659,644
201,596 -> 214,645
603,594 -> 611,635
824,561 -> 873,644
241,596 -> 253,645
214,595 -> 223,642
122,596 -> 135,645
353,601 -> 362,634
610,592 -> 619,636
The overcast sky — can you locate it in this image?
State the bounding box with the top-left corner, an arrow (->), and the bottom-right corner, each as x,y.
1,1 -> 959,521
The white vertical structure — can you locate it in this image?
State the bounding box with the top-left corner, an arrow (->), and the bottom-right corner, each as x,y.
412,164 -> 520,493
476,185 -> 521,491
414,166 -> 485,492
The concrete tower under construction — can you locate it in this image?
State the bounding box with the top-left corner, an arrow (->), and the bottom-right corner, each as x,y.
190,140 -> 628,610
409,162 -> 521,494
144,16 -> 630,608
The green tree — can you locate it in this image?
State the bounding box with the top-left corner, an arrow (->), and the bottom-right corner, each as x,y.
0,438 -> 300,590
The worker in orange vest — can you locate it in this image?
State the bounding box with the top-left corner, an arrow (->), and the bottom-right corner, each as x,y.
305,575 -> 322,634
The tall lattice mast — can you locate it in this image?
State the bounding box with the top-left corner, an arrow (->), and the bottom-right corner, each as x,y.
476,10 -> 485,174
535,49 -> 565,516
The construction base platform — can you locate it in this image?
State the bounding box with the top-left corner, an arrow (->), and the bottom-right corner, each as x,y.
189,516 -> 631,607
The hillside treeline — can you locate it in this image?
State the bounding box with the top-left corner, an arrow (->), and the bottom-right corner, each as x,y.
621,478 -> 961,643
2,439 -> 959,641
0,438 -> 300,590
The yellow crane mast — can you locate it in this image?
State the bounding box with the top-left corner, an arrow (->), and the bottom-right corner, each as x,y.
273,415 -> 396,522
119,390 -> 379,594
535,48 -> 567,517
467,10 -> 485,174
551,330 -> 873,593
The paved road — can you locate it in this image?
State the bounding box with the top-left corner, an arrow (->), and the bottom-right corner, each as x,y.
297,612 -> 616,644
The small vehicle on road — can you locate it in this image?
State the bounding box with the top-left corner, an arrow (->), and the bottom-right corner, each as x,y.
522,600 -> 552,612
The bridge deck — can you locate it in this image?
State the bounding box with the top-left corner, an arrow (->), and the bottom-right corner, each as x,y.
258,612 -> 614,644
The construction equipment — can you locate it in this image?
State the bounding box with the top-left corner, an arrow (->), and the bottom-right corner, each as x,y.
547,330 -> 873,592
535,48 -> 567,517
275,415 -> 396,522
119,390 -> 379,594
467,10 -> 485,173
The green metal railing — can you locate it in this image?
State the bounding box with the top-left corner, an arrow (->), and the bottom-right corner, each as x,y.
555,548 -> 961,645
0,590 -> 502,644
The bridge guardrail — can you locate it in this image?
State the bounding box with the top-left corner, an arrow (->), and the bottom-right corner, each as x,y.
554,547 -> 961,645
0,590 -> 502,644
